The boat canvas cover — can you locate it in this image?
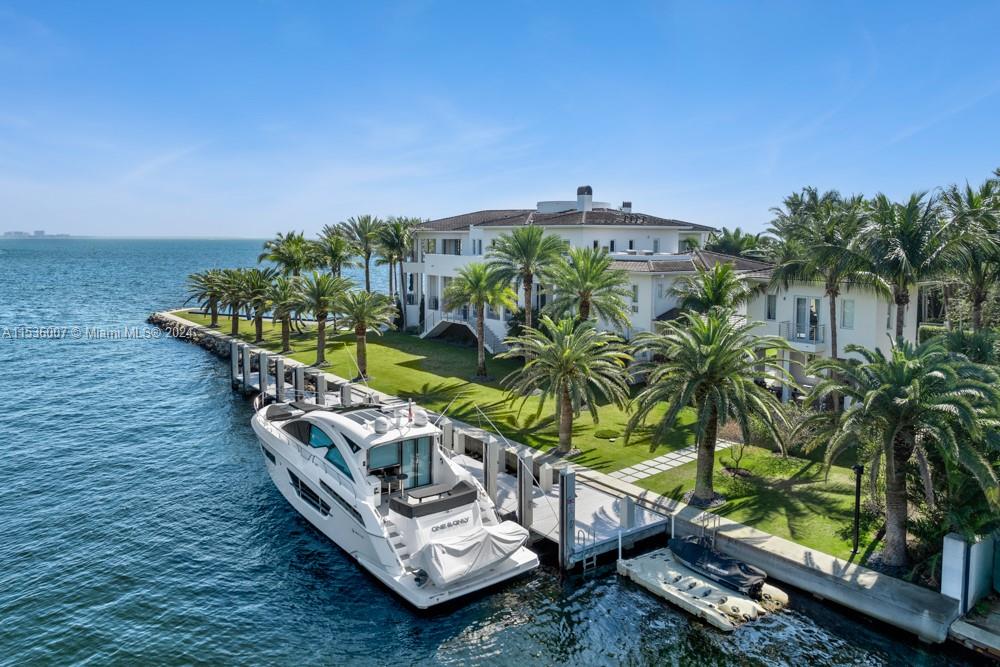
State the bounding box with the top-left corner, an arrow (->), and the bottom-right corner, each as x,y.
668,536 -> 767,598
414,521 -> 529,586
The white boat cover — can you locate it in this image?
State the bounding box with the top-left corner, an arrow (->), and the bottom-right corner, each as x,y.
414,521 -> 529,586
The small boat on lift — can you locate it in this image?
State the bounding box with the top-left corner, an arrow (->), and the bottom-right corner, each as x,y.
617,535 -> 788,631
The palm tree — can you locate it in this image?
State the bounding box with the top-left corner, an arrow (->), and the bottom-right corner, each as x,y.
487,226 -> 568,332
443,263 -> 517,378
704,227 -> 765,258
378,217 -> 417,328
269,276 -> 303,353
499,316 -> 631,454
317,225 -> 359,277
671,263 -> 762,313
545,246 -> 631,326
769,190 -> 888,364
337,290 -> 397,379
258,231 -> 318,276
296,272 -> 352,366
185,269 -> 225,328
220,268 -> 250,336
341,215 -> 384,292
860,192 -> 955,339
804,339 -> 1000,568
627,311 -> 789,506
244,267 -> 278,343
940,178 -> 1000,331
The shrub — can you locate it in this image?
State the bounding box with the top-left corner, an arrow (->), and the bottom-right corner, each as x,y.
918,323 -> 947,343
594,428 -> 620,439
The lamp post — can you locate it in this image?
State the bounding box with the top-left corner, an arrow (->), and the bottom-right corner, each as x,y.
851,464 -> 864,555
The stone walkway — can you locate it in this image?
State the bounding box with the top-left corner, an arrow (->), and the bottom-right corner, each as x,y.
608,441 -> 733,483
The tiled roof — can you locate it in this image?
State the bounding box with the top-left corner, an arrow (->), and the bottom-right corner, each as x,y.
693,249 -> 773,272
417,207 -> 715,232
610,259 -> 697,273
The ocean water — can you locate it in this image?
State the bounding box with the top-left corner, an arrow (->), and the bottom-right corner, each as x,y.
0,238 -> 979,666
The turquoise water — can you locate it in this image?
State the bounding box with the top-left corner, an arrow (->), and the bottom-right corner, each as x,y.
0,239 -> 979,666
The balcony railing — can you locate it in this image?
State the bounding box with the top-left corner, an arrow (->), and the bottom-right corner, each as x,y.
779,321 -> 825,344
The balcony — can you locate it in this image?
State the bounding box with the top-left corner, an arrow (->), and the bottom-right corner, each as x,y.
779,321 -> 826,350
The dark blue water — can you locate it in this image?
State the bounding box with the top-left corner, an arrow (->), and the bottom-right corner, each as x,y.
0,239 -> 977,666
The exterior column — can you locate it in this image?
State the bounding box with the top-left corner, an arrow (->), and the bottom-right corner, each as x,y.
781,350 -> 791,403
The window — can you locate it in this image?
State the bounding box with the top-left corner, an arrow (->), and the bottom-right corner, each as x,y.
628,240 -> 635,250
609,240 -> 616,252
288,470 -> 330,516
309,424 -> 333,447
886,303 -> 894,329
367,437 -> 433,489
841,299 -> 855,329
260,444 -> 276,464
282,420 -> 311,444
369,442 -> 401,470
652,239 -> 660,253
766,294 -> 777,321
593,239 -> 599,249
422,238 -> 436,254
319,480 -> 363,524
325,446 -> 354,481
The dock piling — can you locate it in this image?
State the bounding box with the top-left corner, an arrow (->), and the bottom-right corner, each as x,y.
484,436 -> 499,503
230,341 -> 239,387
516,454 -> 533,529
558,469 -> 576,570
340,382 -> 353,407
274,358 -> 285,402
293,366 -> 305,401
316,373 -> 327,406
240,344 -> 251,394
258,352 -> 269,397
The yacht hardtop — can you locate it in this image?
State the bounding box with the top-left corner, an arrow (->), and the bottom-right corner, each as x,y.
252,396 -> 538,608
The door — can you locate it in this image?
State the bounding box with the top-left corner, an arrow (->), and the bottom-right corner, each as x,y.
795,297 -> 820,340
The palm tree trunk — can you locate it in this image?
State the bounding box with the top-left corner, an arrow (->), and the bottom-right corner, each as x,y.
388,260 -> 394,295
356,327 -> 368,378
557,386 -> 573,453
230,307 -> 240,336
280,316 -> 291,353
476,307 -> 487,377
254,312 -> 264,343
693,404 -> 719,504
209,299 -> 219,328
894,287 -> 908,340
972,287 -> 986,331
523,274 -> 534,331
398,263 -> 407,330
580,295 -> 591,321
364,253 -> 372,293
315,314 -> 327,366
882,435 -> 913,567
914,447 -> 936,511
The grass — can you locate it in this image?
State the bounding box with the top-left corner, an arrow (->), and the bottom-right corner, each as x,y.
636,445 -> 876,560
182,311 -> 697,472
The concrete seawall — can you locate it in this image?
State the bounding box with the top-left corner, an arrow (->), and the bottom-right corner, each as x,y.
150,309 -> 962,644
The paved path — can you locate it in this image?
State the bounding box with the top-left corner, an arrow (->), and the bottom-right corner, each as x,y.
608,441 -> 733,483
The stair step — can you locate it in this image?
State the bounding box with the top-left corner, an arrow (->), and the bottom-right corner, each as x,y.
388,531 -> 400,538
393,542 -> 405,549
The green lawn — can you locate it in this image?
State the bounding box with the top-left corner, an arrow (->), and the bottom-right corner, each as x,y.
182,311 -> 697,472
636,445 -> 876,560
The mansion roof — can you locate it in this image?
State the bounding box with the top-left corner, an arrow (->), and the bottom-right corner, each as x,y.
417,208 -> 715,233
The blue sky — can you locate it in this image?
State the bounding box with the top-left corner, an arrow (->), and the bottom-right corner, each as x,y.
1,1 -> 999,237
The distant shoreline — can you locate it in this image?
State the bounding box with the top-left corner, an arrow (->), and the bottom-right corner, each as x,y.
0,236 -> 268,241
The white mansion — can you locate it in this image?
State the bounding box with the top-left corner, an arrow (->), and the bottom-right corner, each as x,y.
401,186 -> 917,392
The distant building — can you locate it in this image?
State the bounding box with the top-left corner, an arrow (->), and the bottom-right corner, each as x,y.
3,231 -> 31,238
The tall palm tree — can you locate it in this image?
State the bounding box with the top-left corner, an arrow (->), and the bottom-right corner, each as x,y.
804,339 -> 1000,567
545,246 -> 631,326
671,263 -> 763,313
940,178 -> 1000,331
769,190 -> 888,364
337,290 -> 397,379
269,275 -> 303,353
244,267 -> 278,343
443,263 -> 517,378
860,192 -> 955,339
220,268 -> 250,336
487,226 -> 568,332
627,311 -> 789,506
378,217 -> 417,329
500,316 -> 631,454
185,269 -> 225,328
341,215 -> 384,292
296,272 -> 352,366
258,231 -> 319,276
317,225 -> 359,277
704,227 -> 765,258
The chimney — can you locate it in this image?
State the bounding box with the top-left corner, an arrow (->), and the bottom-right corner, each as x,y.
621,201 -> 632,213
576,185 -> 593,212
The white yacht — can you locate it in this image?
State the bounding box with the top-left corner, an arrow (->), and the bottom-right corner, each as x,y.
250,396 -> 539,608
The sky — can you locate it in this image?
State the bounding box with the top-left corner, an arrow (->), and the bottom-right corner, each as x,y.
1,1 -> 999,238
